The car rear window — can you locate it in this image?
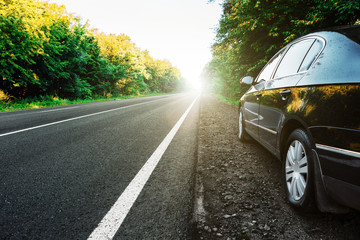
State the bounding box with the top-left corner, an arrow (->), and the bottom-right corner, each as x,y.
299,39 -> 324,72
274,39 -> 315,78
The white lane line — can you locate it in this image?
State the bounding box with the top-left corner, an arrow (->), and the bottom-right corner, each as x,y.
0,98 -> 165,138
88,96 -> 199,240
37,106 -> 80,113
0,106 -> 80,117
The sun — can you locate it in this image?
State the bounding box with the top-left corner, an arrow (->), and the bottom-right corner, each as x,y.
186,78 -> 203,92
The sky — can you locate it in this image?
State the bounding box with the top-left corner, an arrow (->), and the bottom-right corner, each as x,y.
47,0 -> 223,88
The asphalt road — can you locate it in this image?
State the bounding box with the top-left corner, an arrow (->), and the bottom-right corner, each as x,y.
0,93 -> 200,239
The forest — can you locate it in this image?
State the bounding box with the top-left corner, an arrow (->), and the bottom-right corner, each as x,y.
204,0 -> 360,102
0,0 -> 183,107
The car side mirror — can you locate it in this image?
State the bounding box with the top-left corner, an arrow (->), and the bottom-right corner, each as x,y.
240,76 -> 254,85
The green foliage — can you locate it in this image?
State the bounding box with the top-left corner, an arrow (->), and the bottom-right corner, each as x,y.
0,0 -> 183,103
143,53 -> 181,93
95,32 -> 181,95
0,14 -> 38,97
0,92 -> 170,112
206,0 -> 360,101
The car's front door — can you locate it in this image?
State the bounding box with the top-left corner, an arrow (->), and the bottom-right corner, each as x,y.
243,49 -> 285,141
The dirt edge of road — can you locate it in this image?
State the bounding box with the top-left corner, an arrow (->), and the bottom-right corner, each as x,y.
193,93 -> 360,240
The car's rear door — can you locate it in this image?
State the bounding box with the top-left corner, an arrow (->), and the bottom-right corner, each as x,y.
258,38 -> 324,154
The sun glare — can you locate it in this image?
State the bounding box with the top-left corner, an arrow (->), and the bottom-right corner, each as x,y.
186,79 -> 203,92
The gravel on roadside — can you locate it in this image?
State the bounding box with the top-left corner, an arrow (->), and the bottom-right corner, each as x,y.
193,94 -> 360,240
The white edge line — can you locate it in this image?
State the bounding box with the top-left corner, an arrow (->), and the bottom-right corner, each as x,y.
0,106 -> 80,117
37,106 -> 80,113
0,98 -> 164,138
87,95 -> 199,240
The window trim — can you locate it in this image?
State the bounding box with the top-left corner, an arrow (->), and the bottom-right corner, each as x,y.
254,48 -> 286,84
271,36 -> 326,80
297,40 -> 316,73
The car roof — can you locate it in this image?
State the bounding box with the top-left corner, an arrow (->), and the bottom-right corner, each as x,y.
306,25 -> 360,44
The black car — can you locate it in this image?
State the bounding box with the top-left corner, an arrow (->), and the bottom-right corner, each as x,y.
238,26 -> 360,212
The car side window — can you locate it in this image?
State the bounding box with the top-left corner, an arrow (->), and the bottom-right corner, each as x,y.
299,39 -> 324,72
274,39 -> 315,79
255,49 -> 285,84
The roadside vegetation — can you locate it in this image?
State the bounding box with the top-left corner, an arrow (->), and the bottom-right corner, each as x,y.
0,0 -> 184,111
204,0 -> 360,102
0,92 -> 171,112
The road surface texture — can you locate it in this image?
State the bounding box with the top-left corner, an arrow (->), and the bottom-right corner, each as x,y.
194,94 -> 360,240
2,92 -> 360,240
0,93 -> 199,239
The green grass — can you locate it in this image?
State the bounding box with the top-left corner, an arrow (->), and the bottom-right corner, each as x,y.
214,93 -> 239,106
0,92 -> 172,112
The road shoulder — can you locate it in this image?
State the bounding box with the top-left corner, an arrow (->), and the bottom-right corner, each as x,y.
194,93 -> 360,240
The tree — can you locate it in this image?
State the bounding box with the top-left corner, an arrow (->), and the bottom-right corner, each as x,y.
206,0 -> 360,101
0,0 -> 183,101
143,54 -> 181,93
34,22 -> 95,99
95,32 -> 149,95
0,15 -> 38,98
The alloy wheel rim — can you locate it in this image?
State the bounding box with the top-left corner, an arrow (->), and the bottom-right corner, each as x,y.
285,140 -> 308,201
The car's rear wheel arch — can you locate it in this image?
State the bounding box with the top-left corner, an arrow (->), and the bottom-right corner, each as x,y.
279,118 -> 312,161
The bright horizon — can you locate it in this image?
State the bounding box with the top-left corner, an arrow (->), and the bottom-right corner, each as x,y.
47,0 -> 222,89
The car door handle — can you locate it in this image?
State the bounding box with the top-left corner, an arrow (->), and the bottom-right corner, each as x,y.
255,92 -> 262,97
280,90 -> 291,99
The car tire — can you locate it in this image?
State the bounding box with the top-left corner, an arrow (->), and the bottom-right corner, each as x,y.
238,109 -> 250,141
282,129 -> 316,211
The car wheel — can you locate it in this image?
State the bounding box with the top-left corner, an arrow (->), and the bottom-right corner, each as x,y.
283,129 -> 315,211
238,109 -> 249,141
